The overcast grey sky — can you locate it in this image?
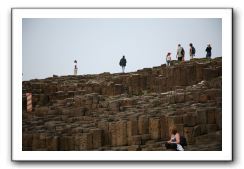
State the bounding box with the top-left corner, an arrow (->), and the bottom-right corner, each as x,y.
22,18 -> 222,81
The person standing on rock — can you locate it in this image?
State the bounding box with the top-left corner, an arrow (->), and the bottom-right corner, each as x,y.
205,44 -> 212,59
119,55 -> 127,73
189,43 -> 196,59
74,60 -> 78,75
165,127 -> 184,151
176,44 -> 185,62
166,52 -> 171,66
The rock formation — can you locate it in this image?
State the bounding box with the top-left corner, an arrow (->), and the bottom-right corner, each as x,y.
22,57 -> 222,151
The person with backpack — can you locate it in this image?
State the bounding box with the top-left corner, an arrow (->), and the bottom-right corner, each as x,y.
176,44 -> 185,62
119,55 -> 127,73
205,44 -> 212,59
189,43 -> 196,59
165,127 -> 185,151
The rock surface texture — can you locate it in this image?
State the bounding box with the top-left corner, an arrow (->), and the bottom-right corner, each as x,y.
22,58 -> 222,151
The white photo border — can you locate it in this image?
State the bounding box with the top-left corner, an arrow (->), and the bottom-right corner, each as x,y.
12,8 -> 232,161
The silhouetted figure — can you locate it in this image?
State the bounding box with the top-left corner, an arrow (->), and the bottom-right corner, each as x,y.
176,44 -> 185,61
166,52 -> 171,66
205,44 -> 212,59
74,60 -> 78,75
119,55 -> 127,73
189,43 -> 196,59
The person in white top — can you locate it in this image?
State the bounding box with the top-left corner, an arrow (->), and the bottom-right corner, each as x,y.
189,43 -> 196,59
176,44 -> 185,61
166,52 -> 171,66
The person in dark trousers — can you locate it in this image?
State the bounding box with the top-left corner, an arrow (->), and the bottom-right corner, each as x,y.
119,55 -> 127,73
165,127 -> 184,151
74,60 -> 77,69
189,43 -> 196,59
205,44 -> 212,59
176,44 -> 185,61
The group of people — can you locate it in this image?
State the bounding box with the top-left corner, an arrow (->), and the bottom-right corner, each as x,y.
166,43 -> 212,66
119,43 -> 212,73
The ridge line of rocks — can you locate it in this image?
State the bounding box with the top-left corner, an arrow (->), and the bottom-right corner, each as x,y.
22,57 -> 222,151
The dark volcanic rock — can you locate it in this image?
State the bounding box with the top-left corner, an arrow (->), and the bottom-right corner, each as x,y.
22,57 -> 222,151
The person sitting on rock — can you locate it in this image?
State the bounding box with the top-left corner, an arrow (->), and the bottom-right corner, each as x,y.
119,55 -> 127,73
165,127 -> 184,151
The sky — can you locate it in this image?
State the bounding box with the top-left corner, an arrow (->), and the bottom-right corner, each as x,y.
22,18 -> 222,81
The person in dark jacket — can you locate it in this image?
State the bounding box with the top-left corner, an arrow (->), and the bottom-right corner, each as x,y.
189,43 -> 196,59
205,44 -> 212,59
119,55 -> 127,73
